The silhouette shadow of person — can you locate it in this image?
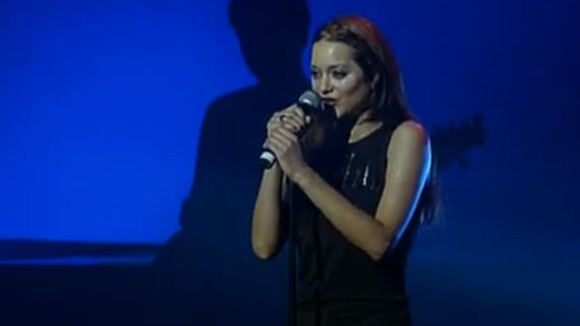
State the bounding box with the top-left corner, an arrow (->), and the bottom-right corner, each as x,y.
153,0 -> 310,321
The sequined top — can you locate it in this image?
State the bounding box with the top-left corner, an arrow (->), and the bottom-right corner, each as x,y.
290,121 -> 419,312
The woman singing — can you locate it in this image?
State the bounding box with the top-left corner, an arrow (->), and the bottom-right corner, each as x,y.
251,15 -> 438,326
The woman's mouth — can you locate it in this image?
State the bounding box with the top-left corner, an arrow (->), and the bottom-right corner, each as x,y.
321,98 -> 337,107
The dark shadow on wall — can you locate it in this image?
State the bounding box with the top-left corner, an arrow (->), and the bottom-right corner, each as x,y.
153,0 -> 311,323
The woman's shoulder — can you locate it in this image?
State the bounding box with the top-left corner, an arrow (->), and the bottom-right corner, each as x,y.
386,120 -> 430,158
391,120 -> 428,144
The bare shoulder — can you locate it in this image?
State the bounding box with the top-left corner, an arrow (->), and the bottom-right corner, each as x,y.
387,120 -> 430,158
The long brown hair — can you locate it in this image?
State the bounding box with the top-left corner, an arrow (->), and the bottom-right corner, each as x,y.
312,16 -> 441,228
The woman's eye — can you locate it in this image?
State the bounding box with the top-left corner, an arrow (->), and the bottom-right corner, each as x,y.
333,71 -> 347,79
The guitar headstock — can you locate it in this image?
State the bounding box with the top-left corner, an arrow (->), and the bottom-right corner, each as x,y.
431,114 -> 486,171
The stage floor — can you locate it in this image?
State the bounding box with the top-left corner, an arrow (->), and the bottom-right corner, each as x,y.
0,238 -> 578,326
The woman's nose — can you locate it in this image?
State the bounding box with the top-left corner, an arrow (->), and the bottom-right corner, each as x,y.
320,76 -> 332,94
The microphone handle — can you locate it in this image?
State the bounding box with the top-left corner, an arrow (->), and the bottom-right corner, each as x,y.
260,115 -> 314,169
260,149 -> 277,169
260,99 -> 326,169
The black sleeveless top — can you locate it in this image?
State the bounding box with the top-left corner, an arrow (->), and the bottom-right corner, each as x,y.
290,121 -> 420,311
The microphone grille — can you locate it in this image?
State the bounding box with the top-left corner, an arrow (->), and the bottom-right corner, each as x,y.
298,90 -> 321,109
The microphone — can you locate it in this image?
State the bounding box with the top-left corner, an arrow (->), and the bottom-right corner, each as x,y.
260,90 -> 322,169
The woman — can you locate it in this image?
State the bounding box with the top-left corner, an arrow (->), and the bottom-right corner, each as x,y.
251,15 -> 438,326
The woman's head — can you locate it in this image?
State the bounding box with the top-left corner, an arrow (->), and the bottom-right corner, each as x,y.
310,16 -> 410,125
310,16 -> 441,229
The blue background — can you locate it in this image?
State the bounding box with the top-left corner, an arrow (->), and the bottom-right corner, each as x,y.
1,0 -> 579,323
3,0 -> 578,244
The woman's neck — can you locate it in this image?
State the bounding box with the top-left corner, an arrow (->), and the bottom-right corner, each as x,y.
347,109 -> 383,144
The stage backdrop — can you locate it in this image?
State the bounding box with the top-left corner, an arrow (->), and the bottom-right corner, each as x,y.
1,0 -> 578,250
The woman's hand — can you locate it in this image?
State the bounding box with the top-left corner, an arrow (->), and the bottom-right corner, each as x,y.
266,104 -> 312,137
264,105 -> 312,181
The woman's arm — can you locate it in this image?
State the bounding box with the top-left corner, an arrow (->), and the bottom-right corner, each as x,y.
251,104 -> 311,260
293,121 -> 432,261
251,163 -> 289,260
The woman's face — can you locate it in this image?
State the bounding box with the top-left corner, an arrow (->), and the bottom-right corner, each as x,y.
310,40 -> 372,119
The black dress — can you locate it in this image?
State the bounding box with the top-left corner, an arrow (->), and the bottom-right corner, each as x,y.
288,122 -> 421,326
